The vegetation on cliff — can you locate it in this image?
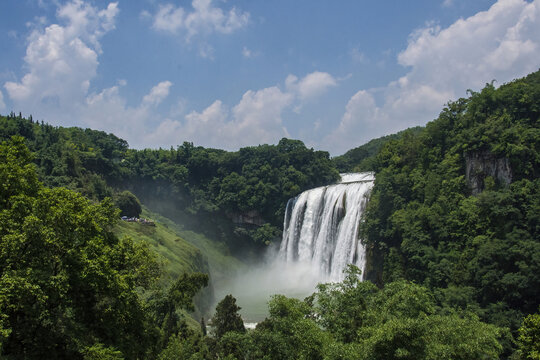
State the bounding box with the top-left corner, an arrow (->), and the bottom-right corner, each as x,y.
362,70 -> 540,355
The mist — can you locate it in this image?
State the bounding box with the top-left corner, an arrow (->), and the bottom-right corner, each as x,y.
211,244 -> 325,324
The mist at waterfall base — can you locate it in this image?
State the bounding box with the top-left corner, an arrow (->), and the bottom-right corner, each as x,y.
212,173 -> 375,324
213,246 -> 323,324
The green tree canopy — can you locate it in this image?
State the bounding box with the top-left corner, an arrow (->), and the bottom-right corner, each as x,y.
114,190 -> 142,218
211,294 -> 246,339
0,137 -> 160,359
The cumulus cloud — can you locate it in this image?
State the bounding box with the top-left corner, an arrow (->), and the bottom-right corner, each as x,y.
147,86 -> 294,150
2,0 -> 334,151
286,71 -> 338,101
324,0 -> 540,155
4,0 -> 118,117
1,0 -> 175,147
142,81 -> 173,107
150,0 -> 249,40
145,70 -> 341,150
81,81 -> 176,147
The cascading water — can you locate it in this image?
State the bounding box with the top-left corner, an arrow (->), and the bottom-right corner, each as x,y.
279,172 -> 374,282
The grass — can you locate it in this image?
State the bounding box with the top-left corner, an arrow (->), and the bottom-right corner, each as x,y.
114,211 -> 207,285
113,207 -> 246,321
138,207 -> 246,284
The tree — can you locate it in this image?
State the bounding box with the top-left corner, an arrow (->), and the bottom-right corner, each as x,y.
517,308 -> 540,360
311,265 -> 378,343
0,138 -> 160,359
114,190 -> 142,218
148,273 -> 209,348
211,295 -> 245,339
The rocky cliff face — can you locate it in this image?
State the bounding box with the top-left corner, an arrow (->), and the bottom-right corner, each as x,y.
227,210 -> 265,226
465,151 -> 512,195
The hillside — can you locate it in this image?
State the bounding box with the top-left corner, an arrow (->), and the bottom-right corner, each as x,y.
362,70 -> 540,355
125,207 -> 246,283
0,115 -> 339,252
113,207 -> 245,320
332,127 -> 423,172
113,209 -> 209,284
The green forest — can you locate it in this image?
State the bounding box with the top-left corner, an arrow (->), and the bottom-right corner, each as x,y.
0,70 -> 539,359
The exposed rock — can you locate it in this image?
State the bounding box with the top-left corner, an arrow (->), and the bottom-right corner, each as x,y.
465,151 -> 512,195
227,210 -> 265,226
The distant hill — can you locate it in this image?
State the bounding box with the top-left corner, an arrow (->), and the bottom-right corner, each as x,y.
332,127 -> 423,172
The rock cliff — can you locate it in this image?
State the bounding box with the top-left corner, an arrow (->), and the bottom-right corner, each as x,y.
465,151 -> 512,195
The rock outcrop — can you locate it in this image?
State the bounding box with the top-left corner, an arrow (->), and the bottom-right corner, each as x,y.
465,151 -> 512,195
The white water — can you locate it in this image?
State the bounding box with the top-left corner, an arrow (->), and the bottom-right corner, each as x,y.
279,172 -> 374,282
212,172 -> 374,323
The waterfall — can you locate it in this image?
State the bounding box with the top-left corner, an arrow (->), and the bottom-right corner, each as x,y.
279,172 -> 374,282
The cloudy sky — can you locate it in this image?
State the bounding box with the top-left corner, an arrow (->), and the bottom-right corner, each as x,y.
0,0 -> 539,154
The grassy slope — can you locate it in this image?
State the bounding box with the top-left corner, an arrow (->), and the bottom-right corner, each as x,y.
114,206 -> 245,289
113,207 -> 245,323
142,208 -> 246,283
114,213 -> 206,284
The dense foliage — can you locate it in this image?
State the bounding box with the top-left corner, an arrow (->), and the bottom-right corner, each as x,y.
163,267 -> 503,360
332,127 -> 422,172
517,308 -> 540,360
114,190 -> 142,218
362,70 -> 540,354
211,294 -> 246,339
0,137 -> 209,359
0,114 -> 339,249
122,138 -> 339,248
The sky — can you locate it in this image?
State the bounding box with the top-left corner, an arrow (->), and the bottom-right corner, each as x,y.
0,0 -> 539,155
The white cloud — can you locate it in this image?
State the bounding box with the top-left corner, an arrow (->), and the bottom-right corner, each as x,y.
57,0 -> 118,53
150,0 -> 249,40
80,81 -> 175,147
231,87 -> 294,142
2,0 -> 334,151
286,71 -> 338,101
147,86 -> 294,150
324,0 -> 540,155
145,70 -> 341,150
142,81 -> 173,106
397,0 -> 540,89
4,0 -> 118,116
1,0 -> 165,147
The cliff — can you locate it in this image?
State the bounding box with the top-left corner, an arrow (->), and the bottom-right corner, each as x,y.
465,151 -> 512,195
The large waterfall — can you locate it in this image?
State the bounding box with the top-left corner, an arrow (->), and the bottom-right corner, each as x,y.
279,172 -> 374,282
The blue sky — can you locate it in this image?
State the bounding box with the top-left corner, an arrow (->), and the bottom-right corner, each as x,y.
0,0 -> 539,154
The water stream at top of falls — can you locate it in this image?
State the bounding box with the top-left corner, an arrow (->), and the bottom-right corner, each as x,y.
279,172 -> 375,282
